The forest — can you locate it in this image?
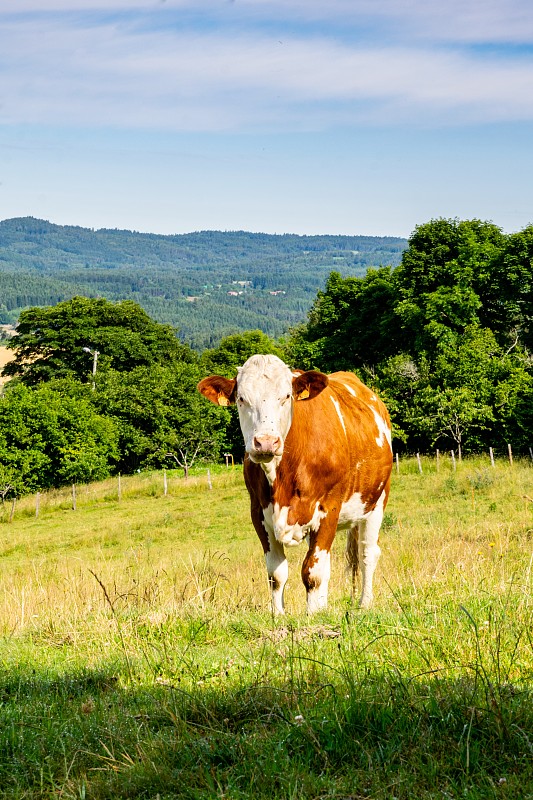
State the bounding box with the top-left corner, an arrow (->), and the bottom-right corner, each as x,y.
0,217 -> 406,349
0,217 -> 532,497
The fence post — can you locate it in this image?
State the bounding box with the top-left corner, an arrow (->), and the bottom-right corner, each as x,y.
489,447 -> 495,468
163,469 -> 168,496
118,473 -> 122,502
416,453 -> 423,474
35,492 -> 40,518
72,484 -> 77,511
9,497 -> 16,523
451,450 -> 456,471
507,443 -> 513,466
395,452 -> 400,474
436,449 -> 440,472
207,468 -> 213,490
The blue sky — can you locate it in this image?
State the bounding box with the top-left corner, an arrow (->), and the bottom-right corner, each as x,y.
1,0 -> 533,238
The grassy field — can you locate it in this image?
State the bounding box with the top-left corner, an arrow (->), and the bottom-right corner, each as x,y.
0,457 -> 532,799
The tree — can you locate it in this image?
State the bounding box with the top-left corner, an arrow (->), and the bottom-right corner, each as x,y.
200,330 -> 284,377
0,381 -> 119,493
487,226 -> 533,351
393,219 -> 505,354
95,362 -> 230,474
286,218 -> 533,453
284,268 -> 399,372
3,297 -> 194,386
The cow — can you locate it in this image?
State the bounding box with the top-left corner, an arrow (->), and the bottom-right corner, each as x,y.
198,354 -> 392,615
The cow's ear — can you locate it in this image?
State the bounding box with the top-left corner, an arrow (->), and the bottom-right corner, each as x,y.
292,370 -> 329,401
197,375 -> 237,406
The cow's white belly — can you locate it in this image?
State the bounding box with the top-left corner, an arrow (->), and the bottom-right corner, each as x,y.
337,491 -> 369,529
262,502 -> 327,547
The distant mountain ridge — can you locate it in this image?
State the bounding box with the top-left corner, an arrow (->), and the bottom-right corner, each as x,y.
0,216 -> 407,350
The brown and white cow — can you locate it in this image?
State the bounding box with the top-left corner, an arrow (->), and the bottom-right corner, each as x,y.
198,354 -> 392,614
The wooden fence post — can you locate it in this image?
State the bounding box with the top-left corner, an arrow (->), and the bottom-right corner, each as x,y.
529,446 -> 533,462
207,469 -> 213,490
416,453 -> 423,474
395,453 -> 400,474
35,492 -> 40,518
9,497 -> 16,523
118,474 -> 122,502
489,447 -> 495,468
436,449 -> 440,472
72,484 -> 77,511
451,450 -> 456,471
507,443 -> 513,466
163,469 -> 168,496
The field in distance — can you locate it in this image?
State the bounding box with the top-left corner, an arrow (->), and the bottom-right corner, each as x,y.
0,457 -> 532,798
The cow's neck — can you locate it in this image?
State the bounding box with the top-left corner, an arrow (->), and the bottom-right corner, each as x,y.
260,455 -> 282,486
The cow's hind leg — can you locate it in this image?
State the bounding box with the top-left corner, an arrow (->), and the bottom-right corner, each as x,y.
358,492 -> 386,608
265,531 -> 288,615
345,524 -> 360,599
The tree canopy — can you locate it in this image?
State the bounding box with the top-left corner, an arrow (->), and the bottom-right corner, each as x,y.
287,218 -> 533,455
3,296 -> 194,386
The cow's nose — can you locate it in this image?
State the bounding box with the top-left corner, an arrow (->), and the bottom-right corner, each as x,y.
253,435 -> 281,454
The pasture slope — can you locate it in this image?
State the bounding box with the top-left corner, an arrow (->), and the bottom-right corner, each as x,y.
0,457 -> 532,799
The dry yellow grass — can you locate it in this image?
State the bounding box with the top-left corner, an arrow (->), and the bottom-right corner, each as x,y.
0,458 -> 531,798
0,345 -> 14,386
0,458 -> 531,643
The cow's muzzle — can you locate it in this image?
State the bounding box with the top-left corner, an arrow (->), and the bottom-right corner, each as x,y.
249,435 -> 282,462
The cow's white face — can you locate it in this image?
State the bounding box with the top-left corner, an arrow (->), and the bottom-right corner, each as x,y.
235,355 -> 294,463
197,354 -> 329,474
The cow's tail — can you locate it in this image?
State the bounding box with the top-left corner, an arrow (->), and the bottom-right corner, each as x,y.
345,524 -> 359,597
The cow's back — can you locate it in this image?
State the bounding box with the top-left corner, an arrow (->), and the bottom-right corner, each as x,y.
280,371 -> 391,502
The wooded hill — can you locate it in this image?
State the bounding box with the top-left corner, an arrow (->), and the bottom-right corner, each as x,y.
0,217 -> 406,349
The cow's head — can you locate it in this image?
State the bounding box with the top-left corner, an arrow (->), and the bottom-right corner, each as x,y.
198,354 -> 328,464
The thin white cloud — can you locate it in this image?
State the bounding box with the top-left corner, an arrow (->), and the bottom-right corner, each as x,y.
242,0 -> 533,43
3,0 -> 533,44
1,15 -> 533,132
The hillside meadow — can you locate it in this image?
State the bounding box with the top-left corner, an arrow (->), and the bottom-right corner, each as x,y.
0,457 -> 532,799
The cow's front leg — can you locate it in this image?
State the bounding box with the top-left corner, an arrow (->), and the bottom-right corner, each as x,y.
250,501 -> 288,615
301,515 -> 338,614
265,530 -> 288,615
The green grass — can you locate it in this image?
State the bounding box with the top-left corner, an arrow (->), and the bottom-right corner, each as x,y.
0,458 -> 532,798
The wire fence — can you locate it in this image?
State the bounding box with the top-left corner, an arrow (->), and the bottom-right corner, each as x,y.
1,449 -> 532,524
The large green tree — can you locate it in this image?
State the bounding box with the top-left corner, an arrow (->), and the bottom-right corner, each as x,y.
3,296 -> 194,386
0,381 -> 119,495
95,362 -> 230,474
287,218 -> 533,454
285,268 -> 398,371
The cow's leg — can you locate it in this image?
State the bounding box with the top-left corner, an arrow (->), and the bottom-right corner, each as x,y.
345,523 -> 360,599
302,516 -> 338,614
250,501 -> 288,615
358,492 -> 386,608
265,530 -> 288,615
